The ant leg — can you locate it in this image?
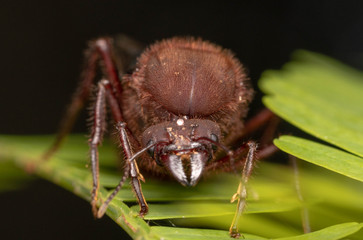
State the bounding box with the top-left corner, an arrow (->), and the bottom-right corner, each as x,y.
97,156 -> 130,218
116,122 -> 148,217
229,141 -> 257,238
94,80 -> 147,218
260,113 -> 280,147
112,34 -> 145,71
43,37 -> 125,159
216,109 -> 279,171
242,108 -> 276,137
206,142 -> 278,172
89,81 -> 108,217
256,143 -> 279,159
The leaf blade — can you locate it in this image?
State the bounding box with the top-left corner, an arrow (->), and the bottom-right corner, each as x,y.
275,222 -> 363,240
151,226 -> 267,240
259,50 -> 363,157
274,136 -> 363,181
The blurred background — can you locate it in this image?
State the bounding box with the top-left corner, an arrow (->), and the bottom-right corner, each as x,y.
1,1 -> 362,239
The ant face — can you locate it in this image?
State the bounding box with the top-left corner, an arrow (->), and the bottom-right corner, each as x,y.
142,118 -> 221,186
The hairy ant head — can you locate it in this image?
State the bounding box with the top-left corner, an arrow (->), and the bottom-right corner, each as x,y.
142,118 -> 221,186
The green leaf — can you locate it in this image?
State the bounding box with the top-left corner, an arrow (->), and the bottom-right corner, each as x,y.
275,222 -> 363,240
150,227 -> 267,240
274,136 -> 363,182
259,50 -> 363,158
132,200 -> 300,220
259,50 -> 363,180
0,160 -> 33,192
1,135 -> 362,239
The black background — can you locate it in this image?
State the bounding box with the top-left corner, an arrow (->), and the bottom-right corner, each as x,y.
1,1 -> 362,239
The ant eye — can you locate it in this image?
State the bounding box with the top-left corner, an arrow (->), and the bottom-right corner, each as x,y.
210,134 -> 218,151
147,140 -> 155,158
210,134 -> 218,143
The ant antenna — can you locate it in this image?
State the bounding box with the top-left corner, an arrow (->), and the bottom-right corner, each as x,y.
127,142 -> 158,163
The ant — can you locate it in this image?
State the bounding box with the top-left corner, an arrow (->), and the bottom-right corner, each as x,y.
44,35 -> 279,238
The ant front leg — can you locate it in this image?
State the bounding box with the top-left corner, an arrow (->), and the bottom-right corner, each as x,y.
229,141 -> 257,238
96,122 -> 148,218
89,80 -> 108,217
115,122 -> 148,217
92,80 -> 147,218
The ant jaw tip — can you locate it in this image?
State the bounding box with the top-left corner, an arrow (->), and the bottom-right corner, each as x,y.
180,180 -> 196,187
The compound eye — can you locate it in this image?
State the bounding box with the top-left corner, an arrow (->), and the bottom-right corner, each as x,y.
146,139 -> 155,158
210,133 -> 218,151
210,133 -> 218,142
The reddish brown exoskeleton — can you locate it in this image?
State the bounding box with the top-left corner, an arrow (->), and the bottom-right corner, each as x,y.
44,35 -> 277,238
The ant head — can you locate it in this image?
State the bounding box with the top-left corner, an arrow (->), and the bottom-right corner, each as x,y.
142,118 -> 221,186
